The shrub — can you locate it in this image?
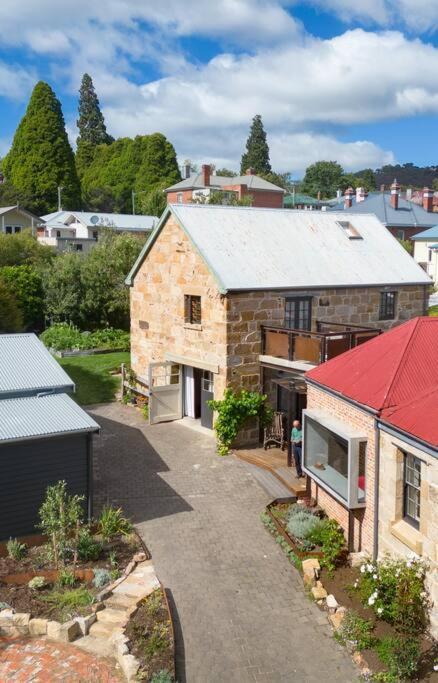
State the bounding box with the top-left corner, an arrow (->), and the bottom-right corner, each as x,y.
28,576 -> 48,590
77,528 -> 102,562
41,322 -> 130,351
307,518 -> 346,572
7,538 -> 28,561
92,568 -> 112,589
150,671 -> 174,683
208,389 -> 273,455
42,587 -> 94,615
335,610 -> 376,651
38,480 -> 85,568
98,506 -> 132,542
286,507 -> 322,542
57,569 -> 76,587
144,624 -> 170,658
376,635 -> 421,681
146,589 -> 163,617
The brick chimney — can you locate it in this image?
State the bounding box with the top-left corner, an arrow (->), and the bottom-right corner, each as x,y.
317,191 -> 321,201
356,186 -> 367,203
390,179 -> 400,210
344,187 -> 354,209
422,187 -> 434,213
380,184 -> 385,193
202,164 -> 211,187
184,162 -> 191,179
245,167 -> 256,175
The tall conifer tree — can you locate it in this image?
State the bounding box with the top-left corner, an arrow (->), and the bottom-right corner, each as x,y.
240,114 -> 272,175
76,73 -> 113,176
4,81 -> 81,214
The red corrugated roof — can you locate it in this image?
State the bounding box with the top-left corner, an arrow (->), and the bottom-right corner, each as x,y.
306,317 -> 438,446
380,387 -> 438,447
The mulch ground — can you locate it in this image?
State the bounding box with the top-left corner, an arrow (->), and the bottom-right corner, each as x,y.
0,637 -> 122,682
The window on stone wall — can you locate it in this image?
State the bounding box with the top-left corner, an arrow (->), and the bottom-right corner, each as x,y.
403,452 -> 421,529
184,295 -> 202,325
285,297 -> 312,330
379,291 -> 397,320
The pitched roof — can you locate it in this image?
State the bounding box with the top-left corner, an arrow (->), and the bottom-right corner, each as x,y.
0,333 -> 74,398
126,204 -> 431,291
0,205 -> 42,222
380,387 -> 438,448
328,192 -> 438,228
411,225 -> 438,240
165,173 -> 285,193
41,211 -> 157,231
0,393 -> 99,442
283,193 -> 320,207
306,317 -> 438,415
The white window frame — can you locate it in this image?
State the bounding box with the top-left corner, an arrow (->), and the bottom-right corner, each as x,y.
302,408 -> 367,509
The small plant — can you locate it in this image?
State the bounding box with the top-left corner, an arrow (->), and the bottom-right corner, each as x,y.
7,538 -> 28,561
286,507 -> 322,542
38,480 -> 84,568
92,568 -> 112,589
42,587 -> 94,616
77,528 -> 102,562
98,506 -> 132,542
376,635 -> 421,681
28,576 -> 48,590
108,550 -> 120,580
307,518 -> 346,573
150,671 -> 174,683
335,610 -> 376,651
146,589 -> 163,617
142,402 -> 149,420
57,569 -> 76,587
144,623 -> 170,658
208,389 -> 273,455
0,602 -> 11,610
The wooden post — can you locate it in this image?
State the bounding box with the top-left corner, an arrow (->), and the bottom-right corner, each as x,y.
121,363 -> 126,399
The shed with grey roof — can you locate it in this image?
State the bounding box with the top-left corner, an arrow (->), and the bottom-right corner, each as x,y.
0,334 -> 100,539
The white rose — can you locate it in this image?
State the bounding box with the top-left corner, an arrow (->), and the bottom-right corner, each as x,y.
377,607 -> 383,615
360,565 -> 366,573
368,597 -> 375,606
373,574 -> 378,580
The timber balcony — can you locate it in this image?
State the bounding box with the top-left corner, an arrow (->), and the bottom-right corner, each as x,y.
261,321 -> 381,366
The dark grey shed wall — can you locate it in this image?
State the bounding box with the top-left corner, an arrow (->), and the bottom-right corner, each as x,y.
0,433 -> 91,540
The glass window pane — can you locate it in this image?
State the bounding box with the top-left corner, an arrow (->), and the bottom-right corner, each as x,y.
304,417 -> 349,502
358,441 -> 366,503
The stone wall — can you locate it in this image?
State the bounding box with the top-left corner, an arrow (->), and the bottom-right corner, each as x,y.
306,384 -> 377,555
378,429 -> 438,637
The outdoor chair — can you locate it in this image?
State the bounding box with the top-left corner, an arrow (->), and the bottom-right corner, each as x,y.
263,411 -> 286,450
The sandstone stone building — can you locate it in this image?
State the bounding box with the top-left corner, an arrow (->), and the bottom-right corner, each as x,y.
305,318 -> 438,636
126,204 -> 429,438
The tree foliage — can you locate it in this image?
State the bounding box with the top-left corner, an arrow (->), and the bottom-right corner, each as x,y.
3,81 -> 81,214
0,265 -> 44,330
240,114 -> 272,175
76,74 -> 113,178
0,278 -> 23,332
42,251 -> 84,327
301,161 -> 345,199
215,168 -> 237,177
0,230 -> 53,267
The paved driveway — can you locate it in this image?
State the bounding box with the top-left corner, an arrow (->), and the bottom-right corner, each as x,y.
91,403 -> 358,683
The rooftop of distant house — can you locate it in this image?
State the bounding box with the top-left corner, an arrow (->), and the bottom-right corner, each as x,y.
165,164 -> 285,194
41,210 -> 157,232
306,317 -> 438,448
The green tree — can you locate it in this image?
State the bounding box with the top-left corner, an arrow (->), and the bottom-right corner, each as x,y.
0,278 -> 23,332
0,230 -> 53,267
82,186 -> 117,213
43,252 -> 84,327
355,168 -> 376,192
135,132 -> 180,191
0,265 -> 44,330
3,81 -> 81,214
215,168 -> 237,177
76,74 -> 113,178
301,161 -> 344,199
137,182 -> 167,218
240,114 -> 271,175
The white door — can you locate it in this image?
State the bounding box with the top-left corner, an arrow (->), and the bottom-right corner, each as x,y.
149,362 -> 182,425
184,366 -> 196,418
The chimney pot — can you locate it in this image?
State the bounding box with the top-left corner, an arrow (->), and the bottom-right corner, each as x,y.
202,164 -> 211,187
423,187 -> 433,213
245,167 -> 256,175
344,186 -> 354,209
390,178 -> 400,210
317,191 -> 321,201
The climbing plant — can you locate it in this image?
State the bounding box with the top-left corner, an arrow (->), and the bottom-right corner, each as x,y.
208,389 -> 273,455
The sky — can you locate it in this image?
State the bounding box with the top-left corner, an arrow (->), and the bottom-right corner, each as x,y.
0,1 -> 438,176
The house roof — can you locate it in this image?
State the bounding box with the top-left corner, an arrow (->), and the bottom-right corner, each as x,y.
283,193 -> 320,207
0,205 -> 42,222
0,333 -> 74,398
0,393 -> 99,443
41,211 -> 157,232
306,318 -> 438,446
328,192 -> 438,228
165,173 -> 285,194
411,225 -> 438,241
126,204 -> 431,291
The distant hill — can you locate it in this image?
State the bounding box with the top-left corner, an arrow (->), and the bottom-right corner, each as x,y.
355,163 -> 438,190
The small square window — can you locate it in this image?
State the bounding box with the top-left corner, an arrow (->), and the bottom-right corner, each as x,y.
403,452 -> 421,528
184,295 -> 201,324
75,244 -> 83,252
5,226 -> 12,234
177,193 -> 183,204
337,221 -> 362,239
93,230 -> 98,240
379,291 -> 397,320
14,226 -> 21,234
396,229 -> 405,240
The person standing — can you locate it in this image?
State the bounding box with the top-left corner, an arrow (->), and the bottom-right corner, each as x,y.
291,419 -> 305,478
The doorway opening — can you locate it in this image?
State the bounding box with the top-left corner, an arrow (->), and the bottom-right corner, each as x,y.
183,366 -> 214,429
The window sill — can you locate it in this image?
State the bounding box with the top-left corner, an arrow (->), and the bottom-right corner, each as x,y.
184,323 -> 202,331
390,519 -> 423,555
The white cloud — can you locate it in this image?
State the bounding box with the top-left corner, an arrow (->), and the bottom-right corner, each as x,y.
0,61 -> 35,101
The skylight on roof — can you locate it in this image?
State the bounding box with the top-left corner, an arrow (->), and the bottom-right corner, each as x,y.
337,221 -> 363,240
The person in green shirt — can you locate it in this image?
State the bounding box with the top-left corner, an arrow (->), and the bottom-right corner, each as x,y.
291,419 -> 304,478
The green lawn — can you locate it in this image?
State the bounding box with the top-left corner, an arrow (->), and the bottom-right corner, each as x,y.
58,352 -> 130,406
429,305 -> 438,317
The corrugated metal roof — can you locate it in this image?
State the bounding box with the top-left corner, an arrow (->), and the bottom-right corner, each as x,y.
0,206 -> 17,215
41,211 -> 157,231
307,317 -> 438,415
411,225 -> 438,240
165,173 -> 284,193
328,192 -> 438,228
0,393 -> 99,442
0,334 -> 74,397
380,387 -> 438,450
127,204 -> 430,291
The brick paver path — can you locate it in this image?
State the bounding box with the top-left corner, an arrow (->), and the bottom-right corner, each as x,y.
91,403 -> 358,683
0,637 -> 121,682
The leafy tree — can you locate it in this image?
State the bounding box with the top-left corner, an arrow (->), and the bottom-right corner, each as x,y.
76,74 -> 113,178
301,161 -> 344,199
135,132 -> 180,191
354,168 -> 376,192
0,265 -> 44,330
0,180 -> 35,211
0,278 -> 23,332
43,252 -> 84,327
137,182 -> 168,218
260,171 -> 293,191
3,81 -> 81,214
0,230 -> 53,267
240,114 -> 272,175
215,168 -> 237,177
204,190 -> 253,206
82,186 -> 117,213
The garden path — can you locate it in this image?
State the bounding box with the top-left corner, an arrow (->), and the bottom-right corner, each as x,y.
91,403 -> 359,683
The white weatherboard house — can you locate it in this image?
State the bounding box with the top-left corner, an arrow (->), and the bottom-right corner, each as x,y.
39,210 -> 158,253
0,205 -> 42,234
412,225 -> 438,286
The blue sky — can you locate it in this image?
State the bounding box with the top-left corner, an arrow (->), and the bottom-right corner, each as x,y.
0,1 -> 438,175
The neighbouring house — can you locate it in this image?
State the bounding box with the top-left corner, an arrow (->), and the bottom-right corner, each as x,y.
411,225 -> 438,286
126,204 -> 429,445
283,191 -> 341,210
329,183 -> 438,241
0,205 -> 42,234
304,317 -> 438,636
0,333 -> 99,540
165,164 -> 285,208
38,210 -> 157,253
407,188 -> 438,212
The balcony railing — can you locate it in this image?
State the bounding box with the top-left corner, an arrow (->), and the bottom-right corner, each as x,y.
261,320 -> 381,365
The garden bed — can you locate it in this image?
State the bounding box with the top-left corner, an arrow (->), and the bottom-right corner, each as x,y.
125,586 -> 175,682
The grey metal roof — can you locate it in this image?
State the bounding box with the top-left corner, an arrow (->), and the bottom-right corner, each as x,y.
41,211 -> 157,231
165,173 -> 285,193
126,204 -> 431,291
411,225 -> 438,240
0,334 -> 74,398
0,205 -> 43,222
0,393 -> 99,443
328,192 -> 438,228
